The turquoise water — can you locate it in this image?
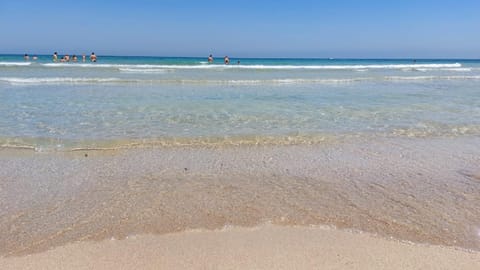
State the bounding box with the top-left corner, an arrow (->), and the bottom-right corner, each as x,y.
1,55 -> 480,150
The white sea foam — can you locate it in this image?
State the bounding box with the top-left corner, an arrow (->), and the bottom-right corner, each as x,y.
38,63 -> 463,70
443,68 -> 472,72
42,63 -> 108,68
415,68 -> 472,72
223,78 -> 372,85
118,68 -> 173,74
0,77 -> 130,85
2,75 -> 480,86
232,63 -> 463,70
0,77 -> 371,85
0,77 -> 344,85
0,62 -> 32,66
385,75 -> 480,81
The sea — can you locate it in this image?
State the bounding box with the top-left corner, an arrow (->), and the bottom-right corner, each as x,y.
1,55 -> 479,151
2,55 -> 480,254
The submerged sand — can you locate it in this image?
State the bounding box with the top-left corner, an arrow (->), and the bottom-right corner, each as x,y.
1,225 -> 479,270
0,136 -> 480,266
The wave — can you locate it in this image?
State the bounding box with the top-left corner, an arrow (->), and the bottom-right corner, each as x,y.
384,75 -> 480,81
0,62 -> 32,66
0,77 -> 131,85
118,68 -> 174,74
414,68 -> 472,72
2,123 -> 480,152
2,75 -> 480,85
37,63 -> 464,70
0,134 -> 339,152
0,77 -> 363,85
232,63 -> 463,70
442,68 -> 472,72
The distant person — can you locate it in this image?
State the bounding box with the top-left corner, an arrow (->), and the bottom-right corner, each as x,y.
72,55 -> 78,62
64,54 -> 70,62
237,60 -> 240,65
224,56 -> 230,65
82,54 -> 86,62
24,54 -> 29,61
53,52 -> 58,62
208,54 -> 214,63
32,55 -> 38,61
90,52 -> 97,62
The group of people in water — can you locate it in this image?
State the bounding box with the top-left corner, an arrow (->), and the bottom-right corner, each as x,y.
208,54 -> 239,65
23,54 -> 39,61
52,52 -> 97,63
24,52 -> 241,64
23,52 -> 98,62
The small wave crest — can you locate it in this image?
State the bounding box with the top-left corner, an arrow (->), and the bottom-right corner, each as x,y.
0,77 -> 132,85
2,75 -> 480,86
234,63 -> 463,70
384,75 -> 480,81
118,68 -> 174,74
0,135 -> 339,152
0,62 -> 32,66
38,63 -> 463,70
2,124 -> 480,152
414,68 -> 472,72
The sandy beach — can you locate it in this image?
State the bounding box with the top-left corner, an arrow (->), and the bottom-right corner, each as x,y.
1,136 -> 479,269
2,0 -> 480,268
1,224 -> 479,270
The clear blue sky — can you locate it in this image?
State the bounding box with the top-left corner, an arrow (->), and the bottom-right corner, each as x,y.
1,0 -> 479,58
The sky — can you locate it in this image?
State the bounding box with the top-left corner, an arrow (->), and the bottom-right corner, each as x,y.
0,0 -> 479,58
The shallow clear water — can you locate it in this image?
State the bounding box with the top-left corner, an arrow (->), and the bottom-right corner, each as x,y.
1,138 -> 480,254
1,55 -> 479,150
1,55 -> 480,255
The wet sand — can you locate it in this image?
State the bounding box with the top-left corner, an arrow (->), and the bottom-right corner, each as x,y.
1,136 -> 480,265
1,225 -> 479,270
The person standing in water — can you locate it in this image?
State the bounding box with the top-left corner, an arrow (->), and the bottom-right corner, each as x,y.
53,52 -> 58,62
82,54 -> 86,62
224,56 -> 230,65
90,52 -> 97,62
208,54 -> 214,63
24,54 -> 29,61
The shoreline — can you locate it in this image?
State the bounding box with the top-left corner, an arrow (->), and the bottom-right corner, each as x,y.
1,224 -> 479,270
1,136 -> 480,257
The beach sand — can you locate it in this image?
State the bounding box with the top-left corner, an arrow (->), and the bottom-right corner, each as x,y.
1,224 -> 479,270
1,136 -> 480,268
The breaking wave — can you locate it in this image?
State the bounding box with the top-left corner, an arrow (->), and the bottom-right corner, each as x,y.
2,75 -> 480,85
36,63 -> 463,71
0,62 -> 32,66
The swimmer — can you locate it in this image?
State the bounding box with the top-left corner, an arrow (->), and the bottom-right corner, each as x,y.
53,52 -> 58,62
82,54 -> 86,62
90,52 -> 97,62
224,56 -> 230,65
208,54 -> 214,63
24,54 -> 29,61
72,55 -> 78,62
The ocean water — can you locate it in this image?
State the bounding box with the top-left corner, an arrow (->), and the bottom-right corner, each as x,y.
2,55 -> 480,254
1,55 -> 479,150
